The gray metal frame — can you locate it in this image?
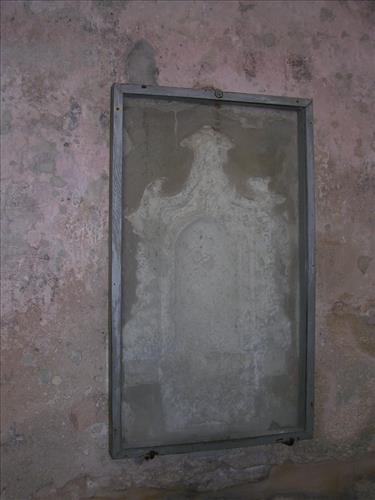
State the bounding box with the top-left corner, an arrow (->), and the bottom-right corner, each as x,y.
110,84 -> 315,459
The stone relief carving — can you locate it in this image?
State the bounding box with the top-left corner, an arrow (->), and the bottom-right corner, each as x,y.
122,125 -> 299,446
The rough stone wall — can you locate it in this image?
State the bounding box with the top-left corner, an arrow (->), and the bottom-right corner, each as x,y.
1,1 -> 374,499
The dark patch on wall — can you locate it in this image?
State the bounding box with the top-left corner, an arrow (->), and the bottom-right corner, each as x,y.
30,141 -> 57,174
360,33 -> 370,42
49,175 -> 66,188
125,39 -> 159,85
21,75 -> 57,105
94,0 -> 127,11
2,422 -> 26,450
244,51 -> 257,79
320,7 -> 335,22
335,72 -> 353,90
359,0 -> 375,25
311,31 -> 334,50
357,255 -> 372,274
356,160 -> 375,194
93,0 -> 128,28
65,97 -> 82,132
33,113 -> 64,132
261,32 -> 276,48
335,360 -> 373,406
238,2 -> 256,13
81,17 -> 98,34
99,111 -> 109,129
358,101 -> 369,113
1,108 -> 12,134
287,54 -> 312,81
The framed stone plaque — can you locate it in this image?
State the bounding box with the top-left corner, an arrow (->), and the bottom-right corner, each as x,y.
110,84 -> 315,458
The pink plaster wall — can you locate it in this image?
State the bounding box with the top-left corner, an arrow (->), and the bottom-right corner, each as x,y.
1,1 -> 374,499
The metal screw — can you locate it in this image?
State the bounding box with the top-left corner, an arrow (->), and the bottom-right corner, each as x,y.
214,89 -> 223,98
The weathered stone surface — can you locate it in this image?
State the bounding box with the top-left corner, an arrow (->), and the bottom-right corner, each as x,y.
1,1 -> 374,499
31,454 -> 375,499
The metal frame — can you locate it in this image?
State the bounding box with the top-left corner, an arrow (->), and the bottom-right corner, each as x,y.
110,84 -> 315,459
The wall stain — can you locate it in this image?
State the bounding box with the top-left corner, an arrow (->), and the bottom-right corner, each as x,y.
320,7 -> 335,22
238,2 -> 256,13
99,111 -> 109,129
125,39 -> 159,85
327,299 -> 375,357
244,51 -> 257,79
1,108 -> 12,134
357,255 -> 372,275
65,97 -> 82,132
360,33 -> 370,42
30,141 -> 57,174
335,71 -> 353,90
260,32 -> 276,48
356,160 -> 375,194
287,54 -> 312,81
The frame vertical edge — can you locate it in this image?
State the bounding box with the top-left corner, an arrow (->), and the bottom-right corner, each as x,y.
304,101 -> 315,435
296,108 -> 307,431
109,84 -> 124,458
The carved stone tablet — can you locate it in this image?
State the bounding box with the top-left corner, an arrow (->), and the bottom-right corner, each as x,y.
110,85 -> 315,457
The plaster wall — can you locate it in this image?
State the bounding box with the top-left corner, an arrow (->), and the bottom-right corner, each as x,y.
1,1 -> 374,499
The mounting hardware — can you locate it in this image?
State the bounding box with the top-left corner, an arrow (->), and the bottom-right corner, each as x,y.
144,450 -> 158,460
276,437 -> 295,446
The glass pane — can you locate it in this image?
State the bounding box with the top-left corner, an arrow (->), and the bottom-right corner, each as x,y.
121,96 -> 301,448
